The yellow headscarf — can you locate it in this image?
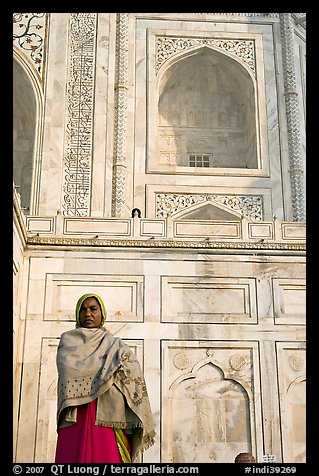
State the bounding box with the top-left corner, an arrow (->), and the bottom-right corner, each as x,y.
75,293 -> 107,328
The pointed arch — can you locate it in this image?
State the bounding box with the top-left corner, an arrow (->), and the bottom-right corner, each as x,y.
168,356 -> 254,462
13,49 -> 44,215
157,44 -> 257,94
155,44 -> 259,171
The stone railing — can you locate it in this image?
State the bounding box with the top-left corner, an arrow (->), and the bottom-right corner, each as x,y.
24,214 -> 305,251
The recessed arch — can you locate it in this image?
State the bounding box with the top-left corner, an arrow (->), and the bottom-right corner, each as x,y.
156,45 -> 258,170
168,357 -> 253,462
13,50 -> 43,214
157,44 -> 256,94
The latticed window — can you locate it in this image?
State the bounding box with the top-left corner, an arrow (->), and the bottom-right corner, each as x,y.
189,155 -> 211,167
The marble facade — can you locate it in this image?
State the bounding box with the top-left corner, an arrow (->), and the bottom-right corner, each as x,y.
13,13 -> 306,463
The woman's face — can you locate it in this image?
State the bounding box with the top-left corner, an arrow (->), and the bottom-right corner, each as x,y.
79,297 -> 102,328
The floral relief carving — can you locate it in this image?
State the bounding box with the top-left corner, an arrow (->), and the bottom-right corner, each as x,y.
229,354 -> 247,371
173,353 -> 191,370
156,193 -> 263,220
157,37 -> 255,75
13,13 -> 48,85
288,353 -> 304,371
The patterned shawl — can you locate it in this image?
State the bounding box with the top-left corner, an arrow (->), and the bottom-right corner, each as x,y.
56,327 -> 155,461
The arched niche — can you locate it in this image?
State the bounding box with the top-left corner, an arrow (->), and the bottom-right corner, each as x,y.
13,55 -> 40,214
157,46 -> 258,170
167,361 -> 253,463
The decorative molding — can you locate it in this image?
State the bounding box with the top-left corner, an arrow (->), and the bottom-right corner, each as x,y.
26,235 -> 306,252
112,13 -> 129,217
62,13 -> 97,217
191,13 -> 280,17
279,13 -> 305,222
13,13 -> 48,86
157,36 -> 255,75
156,193 -> 263,220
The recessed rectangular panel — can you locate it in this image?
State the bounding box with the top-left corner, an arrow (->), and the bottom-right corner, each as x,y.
27,217 -> 55,233
281,223 -> 306,240
174,221 -> 240,238
249,222 -> 273,239
273,279 -> 306,324
161,276 -> 257,323
140,220 -> 165,236
64,218 -> 131,235
44,274 -> 144,322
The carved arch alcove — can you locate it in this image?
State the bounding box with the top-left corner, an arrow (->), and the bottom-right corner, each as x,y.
13,53 -> 43,215
162,343 -> 261,463
148,43 -> 261,175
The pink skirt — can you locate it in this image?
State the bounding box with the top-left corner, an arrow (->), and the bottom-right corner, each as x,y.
55,400 -> 124,463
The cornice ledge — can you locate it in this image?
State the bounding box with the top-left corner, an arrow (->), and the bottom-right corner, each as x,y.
26,236 -> 306,252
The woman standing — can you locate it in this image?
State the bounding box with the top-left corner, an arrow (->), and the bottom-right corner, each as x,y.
55,293 -> 155,463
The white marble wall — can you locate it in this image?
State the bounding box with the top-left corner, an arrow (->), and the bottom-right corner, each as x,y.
13,187 -> 28,452
14,217 -> 306,462
13,13 -> 306,465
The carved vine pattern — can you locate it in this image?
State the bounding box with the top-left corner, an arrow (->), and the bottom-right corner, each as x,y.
13,13 -> 47,83
156,37 -> 255,75
155,193 -> 263,220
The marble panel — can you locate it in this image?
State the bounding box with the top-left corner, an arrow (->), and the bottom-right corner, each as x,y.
64,218 -> 131,236
161,340 -> 262,463
161,276 -> 257,323
91,13 -> 112,216
26,216 -> 55,233
37,14 -> 69,216
272,279 -> 306,324
26,258 -> 64,318
276,343 -> 306,463
174,221 -> 241,239
140,219 -> 166,237
146,185 -> 273,221
248,222 -> 273,239
43,273 -> 144,322
15,362 -> 41,461
281,223 -> 306,240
